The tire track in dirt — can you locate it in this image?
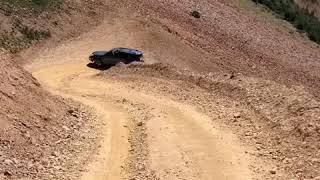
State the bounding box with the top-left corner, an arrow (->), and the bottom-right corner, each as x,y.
31,64 -> 130,180
32,63 -> 256,179
22,0 -> 320,178
24,10 -> 281,179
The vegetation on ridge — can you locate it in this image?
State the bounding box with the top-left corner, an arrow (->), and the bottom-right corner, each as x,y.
252,0 -> 320,44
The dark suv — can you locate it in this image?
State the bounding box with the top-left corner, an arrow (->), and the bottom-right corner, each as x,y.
89,47 -> 144,66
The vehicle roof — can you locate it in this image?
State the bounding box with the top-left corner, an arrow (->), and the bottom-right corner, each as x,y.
92,51 -> 109,56
111,47 -> 143,56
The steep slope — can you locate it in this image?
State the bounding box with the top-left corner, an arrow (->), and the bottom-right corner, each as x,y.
26,2 -> 320,177
118,0 -> 320,99
1,0 -> 320,179
0,0 -> 108,179
0,0 -> 105,53
101,63 -> 320,179
0,46 -> 102,180
112,1 -> 320,178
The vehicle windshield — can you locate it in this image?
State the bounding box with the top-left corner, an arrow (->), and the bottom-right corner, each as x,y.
93,51 -> 108,56
111,48 -> 143,56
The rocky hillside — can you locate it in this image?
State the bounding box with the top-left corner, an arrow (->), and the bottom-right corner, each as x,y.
0,0 -> 105,53
1,0 -> 320,179
0,53 -> 94,179
0,0 -> 108,179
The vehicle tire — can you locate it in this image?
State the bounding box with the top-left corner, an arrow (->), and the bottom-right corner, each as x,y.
94,60 -> 103,67
118,59 -> 127,64
115,61 -> 126,67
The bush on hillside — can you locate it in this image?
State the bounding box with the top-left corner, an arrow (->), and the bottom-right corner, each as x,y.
252,0 -> 320,44
0,21 -> 51,53
0,0 -> 62,14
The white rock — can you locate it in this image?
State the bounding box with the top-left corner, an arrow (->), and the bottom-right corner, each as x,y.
4,159 -> 13,165
62,126 -> 70,131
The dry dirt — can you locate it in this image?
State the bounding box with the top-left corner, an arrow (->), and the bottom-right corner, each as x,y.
0,0 -> 109,179
1,0 -> 320,179
32,63 -> 263,180
0,52 -> 104,180
25,1 -> 320,179
0,0 -> 107,53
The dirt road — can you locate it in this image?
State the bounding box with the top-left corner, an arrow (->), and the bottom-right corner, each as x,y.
14,0 -> 320,178
32,63 -> 255,180
25,14 -> 273,179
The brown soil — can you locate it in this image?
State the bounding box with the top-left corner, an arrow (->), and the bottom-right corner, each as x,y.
27,1 -> 320,178
0,0 -> 107,54
1,0 -> 320,179
0,52 -> 104,180
33,63 -> 258,180
0,0 -> 109,179
102,63 -> 320,179
119,0 -> 320,100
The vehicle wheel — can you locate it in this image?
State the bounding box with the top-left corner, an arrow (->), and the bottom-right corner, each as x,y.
94,60 -> 102,67
115,61 -> 126,67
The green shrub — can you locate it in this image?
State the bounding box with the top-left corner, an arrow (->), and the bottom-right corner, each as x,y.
252,0 -> 320,44
0,22 -> 51,53
0,35 -> 28,53
19,26 -> 51,41
0,0 -> 62,14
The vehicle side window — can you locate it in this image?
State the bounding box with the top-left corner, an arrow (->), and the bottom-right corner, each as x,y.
115,52 -> 121,58
128,54 -> 135,59
118,52 -> 128,58
106,52 -> 113,56
112,50 -> 118,55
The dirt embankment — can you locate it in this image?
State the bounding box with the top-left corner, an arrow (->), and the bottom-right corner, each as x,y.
101,63 -> 320,179
26,4 -> 320,176
32,63 -> 259,180
1,0 -> 320,179
0,0 -> 109,179
0,0 -> 106,54
0,53 -> 95,179
118,0 -> 320,99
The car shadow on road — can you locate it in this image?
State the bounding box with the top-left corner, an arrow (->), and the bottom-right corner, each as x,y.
87,63 -> 114,70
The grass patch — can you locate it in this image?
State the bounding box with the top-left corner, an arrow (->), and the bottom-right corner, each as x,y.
0,0 -> 62,14
232,0 -> 295,29
0,22 -> 51,53
0,0 -> 61,52
0,35 -> 26,53
251,0 -> 320,44
0,0 -> 58,52
14,21 -> 51,41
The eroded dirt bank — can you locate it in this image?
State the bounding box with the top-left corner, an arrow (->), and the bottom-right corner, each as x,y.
20,0 -> 320,179
26,7 -> 320,179
0,52 -> 104,180
33,63 -> 260,180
